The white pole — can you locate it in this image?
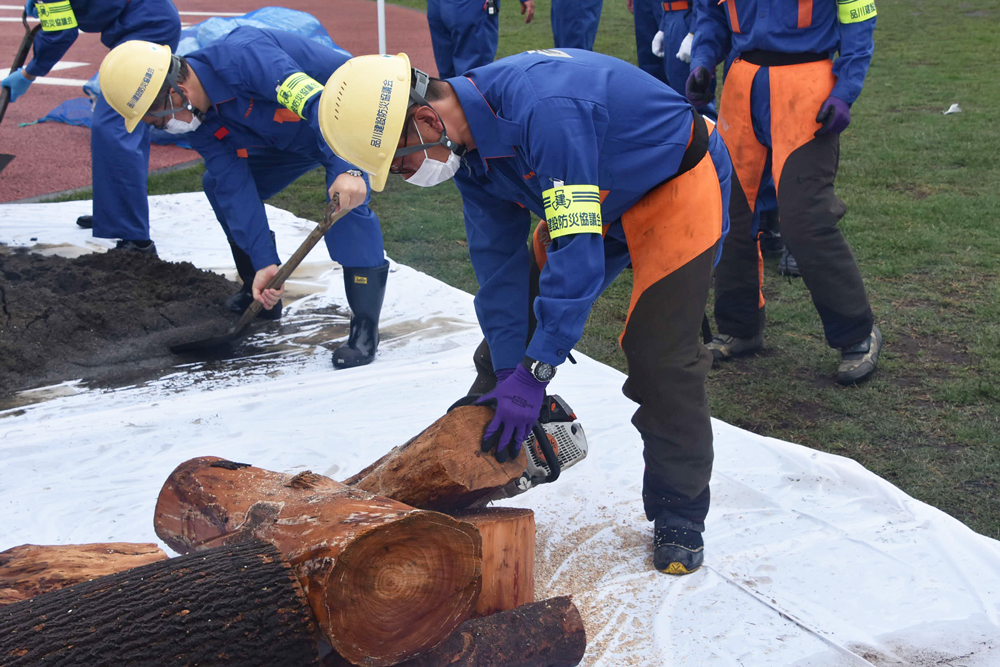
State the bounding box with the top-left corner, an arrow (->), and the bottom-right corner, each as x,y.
377,0 -> 386,55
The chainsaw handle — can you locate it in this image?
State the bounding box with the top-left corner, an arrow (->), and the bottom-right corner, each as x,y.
531,422 -> 561,484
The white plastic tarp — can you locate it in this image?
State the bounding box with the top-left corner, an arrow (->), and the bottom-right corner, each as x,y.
1,195 -> 999,666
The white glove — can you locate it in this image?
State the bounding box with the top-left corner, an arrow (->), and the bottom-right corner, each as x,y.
676,32 -> 694,63
651,31 -> 665,58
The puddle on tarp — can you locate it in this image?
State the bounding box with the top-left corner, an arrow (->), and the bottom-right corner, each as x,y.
0,305 -> 474,412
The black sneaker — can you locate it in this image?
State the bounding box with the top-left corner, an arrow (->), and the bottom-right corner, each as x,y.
76,215 -> 93,229
653,522 -> 704,575
225,288 -> 282,320
778,248 -> 801,277
837,324 -> 882,385
114,239 -> 157,255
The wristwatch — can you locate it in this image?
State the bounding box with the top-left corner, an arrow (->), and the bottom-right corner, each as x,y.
345,169 -> 364,178
523,357 -> 556,383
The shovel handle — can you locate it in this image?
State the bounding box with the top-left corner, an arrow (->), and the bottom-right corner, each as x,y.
0,12 -> 41,126
232,196 -> 347,330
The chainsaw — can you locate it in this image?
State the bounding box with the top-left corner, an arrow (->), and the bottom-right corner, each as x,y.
477,394 -> 589,504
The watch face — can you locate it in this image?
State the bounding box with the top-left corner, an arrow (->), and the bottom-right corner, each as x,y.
534,362 -> 556,382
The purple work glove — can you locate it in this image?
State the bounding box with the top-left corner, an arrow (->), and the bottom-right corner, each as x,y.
476,364 -> 548,463
815,96 -> 851,136
685,66 -> 715,109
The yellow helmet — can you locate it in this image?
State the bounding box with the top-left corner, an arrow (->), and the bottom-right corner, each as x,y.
99,41 -> 172,133
318,53 -> 413,192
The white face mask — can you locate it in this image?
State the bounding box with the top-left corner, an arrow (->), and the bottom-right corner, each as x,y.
164,116 -> 202,135
404,120 -> 461,187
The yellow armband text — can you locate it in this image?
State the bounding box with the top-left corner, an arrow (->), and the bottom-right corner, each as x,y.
838,0 -> 877,24
542,184 -> 603,239
276,72 -> 324,118
37,0 -> 78,31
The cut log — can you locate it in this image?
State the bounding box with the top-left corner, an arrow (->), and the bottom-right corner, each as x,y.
0,540 -> 319,667
0,542 -> 168,603
154,456 -> 483,667
447,508 -> 535,617
322,596 -> 587,667
346,405 -> 527,510
0,589 -> 24,605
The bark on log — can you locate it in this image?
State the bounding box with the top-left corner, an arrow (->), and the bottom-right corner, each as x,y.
345,405 -> 527,510
154,456 -> 483,667
447,508 -> 535,617
0,542 -> 168,603
322,596 -> 586,667
0,540 -> 319,667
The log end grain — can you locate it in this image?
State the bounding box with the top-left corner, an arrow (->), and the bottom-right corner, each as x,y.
321,511 -> 484,667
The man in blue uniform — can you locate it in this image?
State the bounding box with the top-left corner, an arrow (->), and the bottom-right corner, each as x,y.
321,49 -> 732,574
99,28 -> 389,368
552,0 -> 603,50
428,0 -> 535,79
629,0 -> 666,84
1,0 -> 180,253
687,0 -> 882,385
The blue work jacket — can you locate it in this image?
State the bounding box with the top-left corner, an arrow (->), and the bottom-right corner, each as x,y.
26,0 -> 180,77
690,0 -> 876,104
449,48 -> 700,371
184,27 -> 356,269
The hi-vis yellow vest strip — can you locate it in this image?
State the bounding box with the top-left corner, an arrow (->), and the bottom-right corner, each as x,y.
276,73 -> 324,118
838,0 -> 877,24
36,0 -> 78,31
542,184 -> 603,239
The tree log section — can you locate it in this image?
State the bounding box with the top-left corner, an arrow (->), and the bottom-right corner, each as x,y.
323,596 -> 586,667
0,541 -> 319,667
448,508 -> 535,617
0,542 -> 168,604
154,456 -> 483,667
345,405 -> 527,510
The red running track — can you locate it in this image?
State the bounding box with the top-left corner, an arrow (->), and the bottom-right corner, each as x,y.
0,0 -> 437,203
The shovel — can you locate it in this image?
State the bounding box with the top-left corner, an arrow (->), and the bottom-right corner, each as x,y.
0,12 -> 41,174
170,197 -> 347,353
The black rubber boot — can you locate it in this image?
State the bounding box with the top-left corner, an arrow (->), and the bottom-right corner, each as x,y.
332,261 -> 389,369
226,234 -> 281,320
76,215 -> 93,229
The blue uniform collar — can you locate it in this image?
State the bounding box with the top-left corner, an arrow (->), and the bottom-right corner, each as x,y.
447,75 -> 519,171
186,54 -> 237,112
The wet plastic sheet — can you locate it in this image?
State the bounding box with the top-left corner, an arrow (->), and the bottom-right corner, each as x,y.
1,196 -> 999,667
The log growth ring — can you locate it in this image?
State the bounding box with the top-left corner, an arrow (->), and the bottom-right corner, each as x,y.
328,512 -> 482,666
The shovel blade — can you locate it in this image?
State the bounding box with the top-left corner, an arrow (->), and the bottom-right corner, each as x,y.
0,153 -> 14,175
169,329 -> 241,354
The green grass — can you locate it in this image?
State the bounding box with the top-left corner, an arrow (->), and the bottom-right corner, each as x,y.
54,0 -> 1000,538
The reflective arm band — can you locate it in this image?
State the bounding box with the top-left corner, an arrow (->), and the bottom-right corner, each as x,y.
837,0 -> 877,24
276,72 -> 324,119
36,0 -> 78,31
542,184 -> 603,239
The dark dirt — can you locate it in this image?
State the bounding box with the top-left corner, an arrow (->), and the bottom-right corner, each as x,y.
0,246 -> 242,396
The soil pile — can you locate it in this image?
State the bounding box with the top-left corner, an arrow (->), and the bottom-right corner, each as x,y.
0,247 -> 240,396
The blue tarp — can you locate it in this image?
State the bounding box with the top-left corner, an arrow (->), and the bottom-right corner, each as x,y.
29,7 -> 346,147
